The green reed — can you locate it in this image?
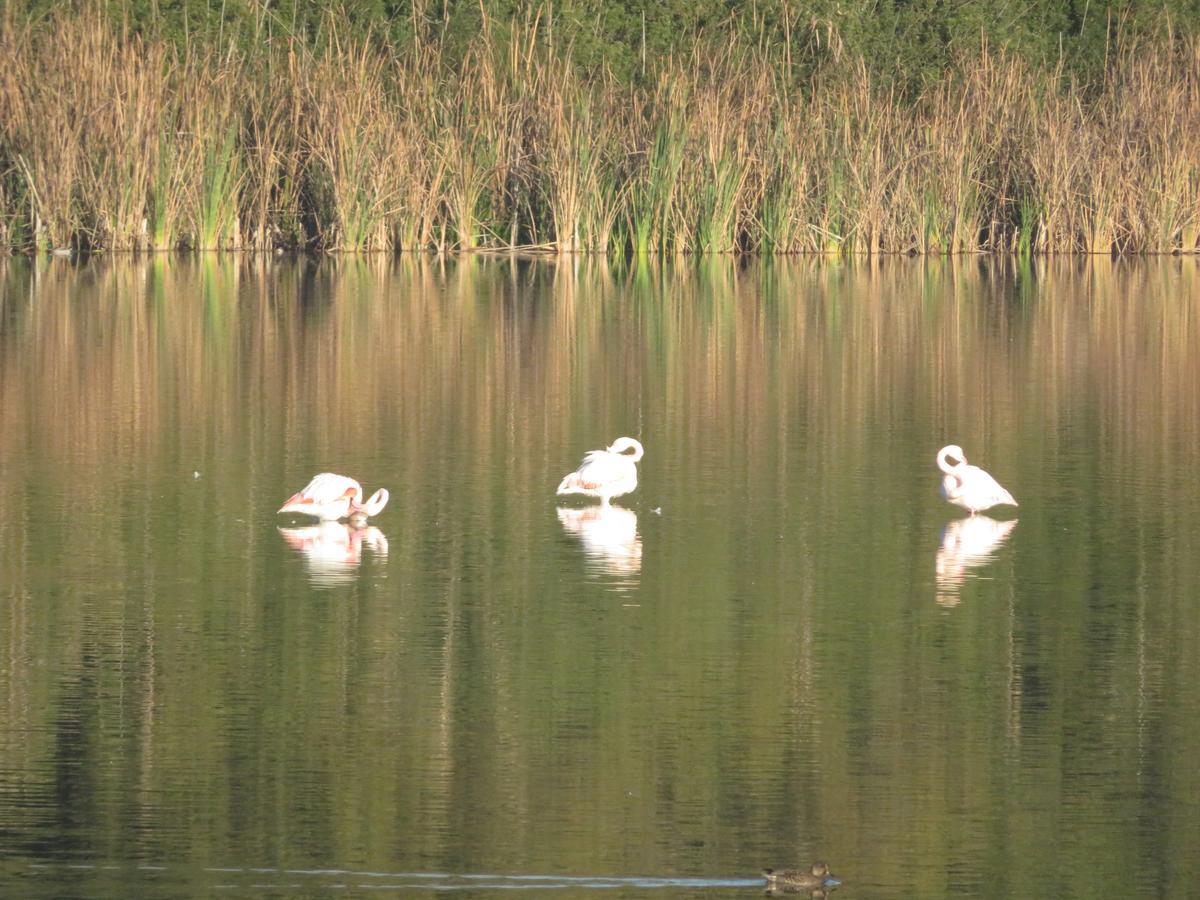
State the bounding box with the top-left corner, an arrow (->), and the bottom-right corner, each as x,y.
1,7 -> 1198,256
149,129 -> 188,250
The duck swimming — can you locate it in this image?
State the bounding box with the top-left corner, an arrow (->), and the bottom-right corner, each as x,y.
762,861 -> 840,891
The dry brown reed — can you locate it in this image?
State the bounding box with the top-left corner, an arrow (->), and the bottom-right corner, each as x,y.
1,10 -> 1199,254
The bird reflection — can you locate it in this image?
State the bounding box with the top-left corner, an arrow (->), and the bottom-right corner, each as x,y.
278,522 -> 388,587
935,515 -> 1017,605
557,504 -> 642,580
763,861 -> 840,896
765,885 -> 838,898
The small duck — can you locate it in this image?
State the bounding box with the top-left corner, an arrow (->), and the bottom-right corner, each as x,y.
762,861 -> 840,892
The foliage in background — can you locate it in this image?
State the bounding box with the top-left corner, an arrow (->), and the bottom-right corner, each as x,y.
10,0 -> 1196,86
0,2 -> 1199,254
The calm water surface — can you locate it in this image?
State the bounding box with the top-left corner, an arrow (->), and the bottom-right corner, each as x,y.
0,256 -> 1198,897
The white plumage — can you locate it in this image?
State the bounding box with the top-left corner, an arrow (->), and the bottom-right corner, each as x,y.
278,472 -> 390,524
937,445 -> 1017,514
556,437 -> 644,506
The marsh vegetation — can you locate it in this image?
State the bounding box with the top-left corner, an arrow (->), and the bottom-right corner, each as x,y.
2,5 -> 1199,255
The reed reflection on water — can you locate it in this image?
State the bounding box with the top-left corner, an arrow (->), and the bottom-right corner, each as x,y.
0,254 -> 1198,898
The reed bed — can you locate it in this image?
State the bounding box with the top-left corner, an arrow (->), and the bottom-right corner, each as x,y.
1,11 -> 1199,255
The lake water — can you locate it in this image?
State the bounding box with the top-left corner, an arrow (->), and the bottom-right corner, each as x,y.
0,255 -> 1198,897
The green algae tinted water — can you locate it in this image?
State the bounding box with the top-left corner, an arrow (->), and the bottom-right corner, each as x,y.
0,255 -> 1197,898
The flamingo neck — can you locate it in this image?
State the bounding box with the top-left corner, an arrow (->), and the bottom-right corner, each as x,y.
357,488 -> 389,517
937,446 -> 964,475
612,438 -> 644,463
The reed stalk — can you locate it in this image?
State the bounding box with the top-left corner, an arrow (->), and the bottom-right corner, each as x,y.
623,102 -> 687,257
1,7 -> 1198,256
541,73 -> 605,253
304,38 -> 399,251
195,124 -> 242,250
241,47 -> 305,250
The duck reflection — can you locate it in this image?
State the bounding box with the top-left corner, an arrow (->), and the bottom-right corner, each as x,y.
935,515 -> 1017,605
557,504 -> 642,578
763,861 -> 840,896
765,883 -> 838,898
278,522 -> 388,587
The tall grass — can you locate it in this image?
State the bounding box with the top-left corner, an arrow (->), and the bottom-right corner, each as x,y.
1,8 -> 1199,255
304,38 -> 399,251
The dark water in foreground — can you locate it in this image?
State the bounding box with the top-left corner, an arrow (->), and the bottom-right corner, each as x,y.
0,256 -> 1198,897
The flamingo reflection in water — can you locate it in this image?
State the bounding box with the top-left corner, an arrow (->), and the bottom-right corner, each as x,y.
557,505 -> 642,579
278,522 -> 389,588
935,515 -> 1018,605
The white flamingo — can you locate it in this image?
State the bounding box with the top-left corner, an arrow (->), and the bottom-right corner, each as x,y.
937,445 -> 1017,514
278,473 -> 390,524
556,437 -> 644,506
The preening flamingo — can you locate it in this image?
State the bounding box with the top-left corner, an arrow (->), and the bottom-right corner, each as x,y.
556,437 -> 644,506
937,445 -> 1017,514
278,473 -> 390,524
